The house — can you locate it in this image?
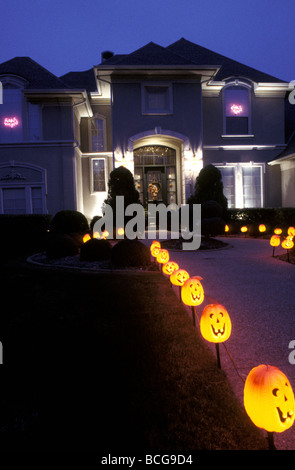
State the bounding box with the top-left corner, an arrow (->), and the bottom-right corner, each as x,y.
0,38 -> 292,219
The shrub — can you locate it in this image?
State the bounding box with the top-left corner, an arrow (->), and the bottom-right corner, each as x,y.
45,232 -> 82,259
50,210 -> 89,235
0,214 -> 51,259
80,238 -> 112,261
111,239 -> 151,267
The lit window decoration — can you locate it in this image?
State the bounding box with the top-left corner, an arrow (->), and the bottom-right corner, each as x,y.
4,117 -> 19,128
230,104 -> 243,115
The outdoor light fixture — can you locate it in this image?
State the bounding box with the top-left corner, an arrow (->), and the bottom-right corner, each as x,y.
259,224 -> 266,233
287,226 -> 295,238
240,226 -> 248,233
156,249 -> 169,265
181,276 -> 205,327
162,261 -> 179,276
200,303 -> 232,369
83,233 -> 91,243
274,228 -> 282,235
244,364 -> 295,449
270,235 -> 280,257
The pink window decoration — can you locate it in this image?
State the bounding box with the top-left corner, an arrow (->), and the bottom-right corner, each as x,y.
4,117 -> 19,128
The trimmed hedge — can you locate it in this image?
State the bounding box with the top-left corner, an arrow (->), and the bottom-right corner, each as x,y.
45,232 -> 82,259
111,239 -> 151,267
225,208 -> 295,235
50,210 -> 89,235
80,238 -> 112,261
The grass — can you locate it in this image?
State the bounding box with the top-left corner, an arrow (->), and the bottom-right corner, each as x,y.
0,261 -> 268,450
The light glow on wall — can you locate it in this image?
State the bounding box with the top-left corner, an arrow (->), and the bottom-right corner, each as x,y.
230,104 -> 243,115
4,117 -> 19,128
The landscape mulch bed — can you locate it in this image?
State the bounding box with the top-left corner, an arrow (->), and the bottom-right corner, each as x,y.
0,261 -> 267,451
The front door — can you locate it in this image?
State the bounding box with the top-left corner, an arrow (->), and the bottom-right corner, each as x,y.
134,145 -> 177,207
145,167 -> 166,205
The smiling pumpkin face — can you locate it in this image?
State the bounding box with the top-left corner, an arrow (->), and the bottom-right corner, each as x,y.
181,277 -> 204,307
157,249 -> 169,264
162,261 -> 179,276
200,304 -> 231,343
244,365 -> 295,433
170,269 -> 190,287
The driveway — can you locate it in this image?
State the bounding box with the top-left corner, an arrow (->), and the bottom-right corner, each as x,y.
157,236 -> 295,450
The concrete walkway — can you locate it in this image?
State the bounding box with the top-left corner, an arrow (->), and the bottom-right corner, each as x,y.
157,236 -> 295,450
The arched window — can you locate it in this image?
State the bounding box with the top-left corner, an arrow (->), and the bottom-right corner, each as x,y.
223,82 -> 251,135
0,75 -> 42,142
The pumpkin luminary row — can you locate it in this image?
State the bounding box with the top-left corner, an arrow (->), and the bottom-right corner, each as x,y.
152,241 -> 295,448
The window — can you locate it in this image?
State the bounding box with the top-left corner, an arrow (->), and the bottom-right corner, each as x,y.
28,102 -> 42,141
91,159 -> 106,192
142,83 -> 173,114
0,162 -> 47,214
0,88 -> 23,143
91,117 -> 105,152
1,186 -> 45,214
218,166 -> 235,208
215,163 -> 263,208
224,85 -> 250,135
242,166 -> 262,208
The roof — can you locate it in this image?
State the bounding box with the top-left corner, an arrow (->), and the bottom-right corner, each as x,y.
99,37 -> 284,83
104,41 -> 196,66
0,57 -> 68,89
60,68 -> 97,92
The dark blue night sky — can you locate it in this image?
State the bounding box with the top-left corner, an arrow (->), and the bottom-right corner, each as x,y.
1,0 -> 294,81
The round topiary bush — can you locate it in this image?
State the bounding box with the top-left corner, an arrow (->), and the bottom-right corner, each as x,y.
45,232 -> 82,259
111,239 -> 151,267
80,238 -> 112,261
50,210 -> 89,235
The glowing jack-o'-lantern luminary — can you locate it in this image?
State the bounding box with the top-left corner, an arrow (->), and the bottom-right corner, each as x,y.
181,277 -> 204,307
200,304 -> 232,343
162,261 -> 179,276
156,249 -> 169,264
244,364 -> 295,435
151,245 -> 161,259
170,269 -> 190,287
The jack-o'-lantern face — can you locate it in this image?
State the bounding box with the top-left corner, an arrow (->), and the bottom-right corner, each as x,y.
200,304 -> 231,343
151,241 -> 161,251
162,261 -> 179,275
270,235 -> 280,247
157,249 -> 169,264
181,277 -> 204,307
151,246 -> 161,258
244,365 -> 295,433
170,269 -> 190,287
282,238 -> 294,250
259,224 -> 266,233
274,228 -> 282,235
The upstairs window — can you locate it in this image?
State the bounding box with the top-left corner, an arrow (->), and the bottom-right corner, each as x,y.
224,84 -> 250,135
142,83 -> 173,115
91,116 -> 105,152
0,88 -> 23,143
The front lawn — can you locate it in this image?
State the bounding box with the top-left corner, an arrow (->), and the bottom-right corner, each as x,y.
0,262 -> 267,450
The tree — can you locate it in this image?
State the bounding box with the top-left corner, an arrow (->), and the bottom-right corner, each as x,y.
187,165 -> 228,238
103,166 -> 140,228
187,164 -> 227,211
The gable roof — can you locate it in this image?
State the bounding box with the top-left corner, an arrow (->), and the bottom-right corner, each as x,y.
100,38 -> 284,83
107,41 -> 195,66
0,57 -> 68,89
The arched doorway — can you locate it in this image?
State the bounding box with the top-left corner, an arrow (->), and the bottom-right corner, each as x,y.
134,145 -> 177,206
